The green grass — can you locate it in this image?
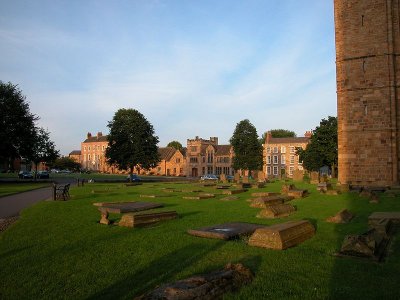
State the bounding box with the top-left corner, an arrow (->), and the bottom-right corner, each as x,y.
0,183 -> 50,197
0,180 -> 399,299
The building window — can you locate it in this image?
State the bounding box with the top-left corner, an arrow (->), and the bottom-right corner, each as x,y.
281,155 -> 286,165
273,166 -> 278,175
290,155 -> 295,164
84,146 -> 87,151
102,145 -> 105,150
267,156 -> 271,164
190,157 -> 198,163
157,167 -> 161,172
191,146 -> 197,152
176,158 -> 180,163
281,146 -> 286,153
267,147 -> 271,153
289,166 -> 294,175
88,147 -> 91,151
267,166 -> 271,175
202,157 -> 205,163
273,155 -> 278,164
290,146 -> 295,153
273,146 -> 278,153
88,154 -> 91,160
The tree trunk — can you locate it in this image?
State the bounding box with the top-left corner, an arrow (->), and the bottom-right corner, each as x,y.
331,163 -> 336,178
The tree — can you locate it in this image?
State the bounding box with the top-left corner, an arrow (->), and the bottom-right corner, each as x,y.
270,129 -> 296,138
29,127 -> 59,178
297,116 -> 338,176
0,81 -> 38,169
230,119 -> 263,175
105,109 -> 160,179
51,157 -> 81,171
167,141 -> 183,150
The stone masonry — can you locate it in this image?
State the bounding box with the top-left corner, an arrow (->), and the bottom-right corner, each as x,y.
334,0 -> 400,186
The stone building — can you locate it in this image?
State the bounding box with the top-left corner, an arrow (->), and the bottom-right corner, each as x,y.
334,0 -> 400,186
264,131 -> 311,178
186,136 -> 234,177
148,147 -> 187,176
81,132 -> 111,172
68,150 -> 81,164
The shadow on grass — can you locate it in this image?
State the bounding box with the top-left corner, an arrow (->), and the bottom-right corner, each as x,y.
87,241 -> 226,299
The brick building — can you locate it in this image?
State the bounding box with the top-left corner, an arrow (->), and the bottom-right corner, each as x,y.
334,0 -> 400,186
68,150 -> 81,164
264,131 -> 311,178
148,147 -> 187,176
81,132 -> 111,172
185,136 -> 234,177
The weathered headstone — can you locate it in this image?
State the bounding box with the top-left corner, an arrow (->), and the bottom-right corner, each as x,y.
257,171 -> 266,182
256,204 -> 296,219
248,220 -> 315,250
317,182 -> 332,193
310,171 -> 320,184
234,173 -> 240,183
220,173 -> 227,183
119,211 -> 178,228
250,196 -> 284,208
242,176 -> 250,184
292,169 -> 303,182
135,263 -> 254,300
326,209 -> 354,223
187,222 -> 266,240
287,189 -> 307,199
281,184 -> 295,194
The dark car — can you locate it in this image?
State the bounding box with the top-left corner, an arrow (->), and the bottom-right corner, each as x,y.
18,171 -> 33,179
37,171 -> 50,179
126,174 -> 141,182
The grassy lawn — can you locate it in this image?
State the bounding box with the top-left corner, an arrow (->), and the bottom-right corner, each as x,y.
0,180 -> 399,299
0,183 -> 51,197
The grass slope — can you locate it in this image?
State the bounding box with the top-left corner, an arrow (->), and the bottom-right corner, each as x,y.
0,181 -> 399,299
0,183 -> 50,197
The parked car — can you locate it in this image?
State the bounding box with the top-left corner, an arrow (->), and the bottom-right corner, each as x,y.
200,174 -> 218,181
18,171 -> 33,179
37,171 -> 50,179
126,174 -> 141,182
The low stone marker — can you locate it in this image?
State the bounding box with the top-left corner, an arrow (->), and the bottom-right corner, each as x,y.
250,196 -> 284,208
251,192 -> 279,197
216,185 -> 230,190
317,182 -> 332,193
118,211 -> 178,228
220,196 -> 239,201
135,263 -> 254,300
287,189 -> 308,199
222,189 -> 247,195
188,222 -> 266,240
310,171 -> 319,184
248,220 -> 315,250
183,193 -> 215,200
326,209 -> 354,223
292,169 -> 303,182
368,212 -> 400,227
140,194 -> 170,198
281,184 -> 296,194
220,173 -> 227,183
234,173 -> 240,183
256,203 -> 296,219
257,171 -> 266,182
242,176 -> 250,184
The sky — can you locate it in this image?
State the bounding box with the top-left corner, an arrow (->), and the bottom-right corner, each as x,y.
0,0 -> 337,155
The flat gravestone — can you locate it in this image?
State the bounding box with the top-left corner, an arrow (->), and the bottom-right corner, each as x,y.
287,189 -> 308,199
251,192 -> 279,197
187,222 -> 266,240
119,211 -> 178,228
368,212 -> 400,227
257,203 -> 296,219
292,169 -> 303,182
183,193 -> 215,200
250,196 -> 284,208
310,171 -> 319,184
135,263 -> 253,300
220,196 -> 239,201
248,220 -> 315,250
216,185 -> 230,190
326,209 -> 354,223
95,202 -> 163,225
140,194 -> 170,198
222,189 -> 247,195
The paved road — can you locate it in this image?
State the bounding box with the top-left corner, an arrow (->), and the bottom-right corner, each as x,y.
0,187 -> 53,218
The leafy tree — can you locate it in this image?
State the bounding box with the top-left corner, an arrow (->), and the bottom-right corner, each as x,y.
29,127 -> 59,178
0,81 -> 38,169
167,141 -> 183,150
270,129 -> 296,138
297,116 -> 338,176
230,119 -> 263,175
106,109 -> 160,179
51,157 -> 81,171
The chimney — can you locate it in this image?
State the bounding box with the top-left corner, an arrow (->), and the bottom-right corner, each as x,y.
265,131 -> 272,144
97,132 -> 102,138
304,131 -> 312,138
87,132 -> 92,139
210,137 -> 218,145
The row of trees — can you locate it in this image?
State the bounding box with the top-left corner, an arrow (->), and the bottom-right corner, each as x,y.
0,81 -> 59,176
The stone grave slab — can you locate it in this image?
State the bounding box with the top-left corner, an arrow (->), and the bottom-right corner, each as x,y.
216,185 -> 230,190
248,220 -> 315,250
222,189 -> 247,195
140,194 -> 170,198
95,202 -> 163,225
287,189 -> 308,199
187,222 -> 266,240
256,203 -> 296,219
118,211 -> 178,228
182,189 -> 203,193
317,182 -> 332,193
326,209 -> 354,223
281,184 -> 296,194
251,192 -> 279,197
292,169 -> 304,182
183,193 -> 215,200
201,183 -> 217,187
368,212 -> 400,227
250,196 -> 284,208
135,263 -> 253,300
220,196 -> 239,201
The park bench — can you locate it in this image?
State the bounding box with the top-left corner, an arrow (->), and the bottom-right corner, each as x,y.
54,183 -> 70,201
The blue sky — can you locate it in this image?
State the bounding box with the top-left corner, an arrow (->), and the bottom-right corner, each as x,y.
0,0 -> 336,155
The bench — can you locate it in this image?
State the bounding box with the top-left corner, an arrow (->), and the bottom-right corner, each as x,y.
54,184 -> 70,201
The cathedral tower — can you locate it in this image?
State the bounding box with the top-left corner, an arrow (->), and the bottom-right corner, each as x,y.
334,0 -> 400,186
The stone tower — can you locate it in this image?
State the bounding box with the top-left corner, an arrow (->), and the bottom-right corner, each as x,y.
334,0 -> 400,187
